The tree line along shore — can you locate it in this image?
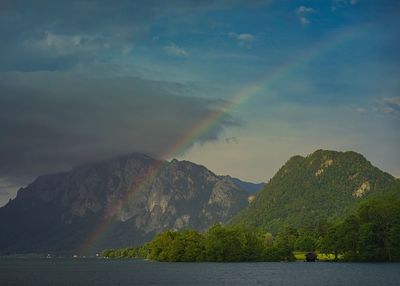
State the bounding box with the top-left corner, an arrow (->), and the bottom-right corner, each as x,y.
102,196 -> 400,262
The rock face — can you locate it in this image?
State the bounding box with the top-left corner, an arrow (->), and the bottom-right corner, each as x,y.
232,150 -> 399,233
0,154 -> 257,255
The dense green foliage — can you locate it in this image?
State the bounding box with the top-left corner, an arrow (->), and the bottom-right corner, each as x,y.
101,247 -> 139,258
319,196 -> 400,261
232,150 -> 398,233
102,225 -> 295,262
102,196 -> 400,262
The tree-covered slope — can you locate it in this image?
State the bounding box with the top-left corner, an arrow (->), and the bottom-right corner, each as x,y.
232,150 -> 399,233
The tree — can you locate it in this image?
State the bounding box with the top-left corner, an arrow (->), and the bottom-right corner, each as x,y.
294,235 -> 316,252
319,223 -> 341,260
356,197 -> 400,261
319,195 -> 400,262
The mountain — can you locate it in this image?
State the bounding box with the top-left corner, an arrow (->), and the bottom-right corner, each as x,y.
0,153 -> 255,255
232,149 -> 400,233
228,177 -> 265,195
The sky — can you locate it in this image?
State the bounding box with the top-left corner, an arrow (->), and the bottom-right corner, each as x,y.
0,0 -> 399,206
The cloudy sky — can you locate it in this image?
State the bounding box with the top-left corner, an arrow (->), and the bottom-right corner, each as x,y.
0,0 -> 399,206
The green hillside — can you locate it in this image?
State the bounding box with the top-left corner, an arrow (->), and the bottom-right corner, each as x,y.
232,150 -> 399,233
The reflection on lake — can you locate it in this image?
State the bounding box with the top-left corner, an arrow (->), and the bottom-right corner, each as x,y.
1,259 -> 399,286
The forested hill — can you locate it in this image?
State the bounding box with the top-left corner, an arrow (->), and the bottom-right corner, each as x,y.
232,149 -> 399,233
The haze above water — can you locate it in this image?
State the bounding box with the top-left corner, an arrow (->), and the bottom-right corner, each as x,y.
1,259 -> 399,286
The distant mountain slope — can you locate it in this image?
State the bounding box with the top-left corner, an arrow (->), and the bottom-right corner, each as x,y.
232,150 -> 399,233
229,177 -> 265,195
0,154 -> 252,255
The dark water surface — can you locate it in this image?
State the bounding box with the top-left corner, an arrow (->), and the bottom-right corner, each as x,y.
1,259 -> 399,286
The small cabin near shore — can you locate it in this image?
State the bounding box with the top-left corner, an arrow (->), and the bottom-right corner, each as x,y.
305,252 -> 317,262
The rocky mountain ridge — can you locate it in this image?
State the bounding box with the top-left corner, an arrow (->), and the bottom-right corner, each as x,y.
0,153 -> 261,254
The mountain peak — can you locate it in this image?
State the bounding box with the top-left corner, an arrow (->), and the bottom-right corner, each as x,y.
233,149 -> 398,233
307,149 -> 367,161
0,153 -> 251,255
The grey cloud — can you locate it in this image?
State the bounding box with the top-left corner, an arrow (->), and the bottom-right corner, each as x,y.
380,97 -> 400,118
295,5 -> 315,26
0,0 -> 257,71
164,43 -> 188,57
228,32 -> 255,48
299,17 -> 310,25
0,178 -> 19,206
383,97 -> 400,108
331,0 -> 359,11
224,136 -> 238,144
0,72 -> 238,186
228,33 -> 255,42
296,6 -> 315,14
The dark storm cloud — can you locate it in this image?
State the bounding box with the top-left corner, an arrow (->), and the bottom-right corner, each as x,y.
0,0 -> 255,189
0,72 -> 238,185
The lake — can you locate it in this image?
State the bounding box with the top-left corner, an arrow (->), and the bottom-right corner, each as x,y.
1,259 -> 399,286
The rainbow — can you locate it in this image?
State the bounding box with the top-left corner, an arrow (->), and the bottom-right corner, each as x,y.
79,26 -> 362,254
